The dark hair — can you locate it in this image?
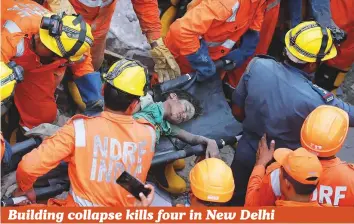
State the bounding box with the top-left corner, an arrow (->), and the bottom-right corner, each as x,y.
103,84 -> 139,111
282,167 -> 318,195
162,89 -> 203,119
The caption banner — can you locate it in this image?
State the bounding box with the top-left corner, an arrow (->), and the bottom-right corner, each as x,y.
1,207 -> 354,223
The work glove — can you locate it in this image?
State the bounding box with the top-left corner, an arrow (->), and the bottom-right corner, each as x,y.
310,0 -> 347,44
74,72 -> 104,116
186,40 -> 216,82
149,38 -> 181,83
24,123 -> 61,140
222,29 -> 260,69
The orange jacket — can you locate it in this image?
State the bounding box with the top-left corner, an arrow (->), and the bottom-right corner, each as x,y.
326,0 -> 354,70
68,0 -> 161,40
1,0 -> 94,129
226,0 -> 280,87
164,0 -> 266,74
245,162 -> 281,206
16,111 -> 156,207
1,133 -> 5,161
311,158 -> 354,207
275,200 -> 322,207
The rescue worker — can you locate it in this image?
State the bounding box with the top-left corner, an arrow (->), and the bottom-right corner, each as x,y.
225,0 -> 281,90
164,0 -> 267,82
301,105 -> 354,206
247,136 -> 323,207
312,0 -> 354,93
273,147 -> 323,207
14,59 -> 156,207
230,21 -> 354,206
245,106 -> 354,207
187,158 -> 235,206
1,61 -> 24,175
65,0 -> 180,81
1,0 -> 103,135
133,89 -> 219,194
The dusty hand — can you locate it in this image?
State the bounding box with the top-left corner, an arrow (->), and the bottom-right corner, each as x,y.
255,134 -> 275,167
205,139 -> 220,159
135,184 -> 155,207
13,187 -> 36,205
150,38 -> 181,83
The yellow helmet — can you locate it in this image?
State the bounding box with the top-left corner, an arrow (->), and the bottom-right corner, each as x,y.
285,21 -> 337,63
189,158 -> 235,203
102,59 -> 147,96
39,13 -> 94,62
1,61 -> 24,102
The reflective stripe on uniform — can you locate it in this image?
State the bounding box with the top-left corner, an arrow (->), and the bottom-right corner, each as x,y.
145,125 -> 156,152
226,1 -> 240,22
78,0 -> 114,8
266,0 -> 281,12
3,20 -> 25,57
70,188 -> 101,206
205,39 -> 236,49
270,168 -> 281,197
73,119 -> 86,147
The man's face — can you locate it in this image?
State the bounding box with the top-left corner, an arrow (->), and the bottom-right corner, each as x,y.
166,93 -> 196,124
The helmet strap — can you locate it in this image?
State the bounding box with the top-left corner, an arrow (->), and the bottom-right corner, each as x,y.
316,23 -> 329,66
63,14 -> 86,58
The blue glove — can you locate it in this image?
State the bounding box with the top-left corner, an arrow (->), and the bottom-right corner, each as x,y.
310,0 -> 347,44
74,72 -> 104,116
222,29 -> 260,68
186,40 -> 216,82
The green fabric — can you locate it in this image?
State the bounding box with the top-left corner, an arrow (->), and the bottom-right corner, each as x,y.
133,102 -> 174,143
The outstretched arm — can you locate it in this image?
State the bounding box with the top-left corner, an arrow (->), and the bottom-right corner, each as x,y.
173,125 -> 220,158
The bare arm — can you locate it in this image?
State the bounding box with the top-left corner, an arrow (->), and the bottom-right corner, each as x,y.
173,126 -> 220,158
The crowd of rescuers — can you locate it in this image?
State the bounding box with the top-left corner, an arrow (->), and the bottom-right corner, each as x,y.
0,0 -> 354,207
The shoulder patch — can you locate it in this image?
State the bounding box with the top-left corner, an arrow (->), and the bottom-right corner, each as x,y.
254,54 -> 278,61
309,83 -> 335,103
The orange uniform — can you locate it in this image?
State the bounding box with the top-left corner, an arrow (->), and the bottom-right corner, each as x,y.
16,111 -> 156,206
164,0 -> 266,75
67,0 -> 161,69
246,158 -> 354,207
245,162 -> 281,206
1,133 -> 5,161
311,158 -> 354,207
225,0 -> 280,87
1,0 -> 94,129
326,0 -> 354,70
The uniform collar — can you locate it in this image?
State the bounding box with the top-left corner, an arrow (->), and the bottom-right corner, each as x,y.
283,61 -> 313,80
101,111 -> 134,124
319,157 -> 344,168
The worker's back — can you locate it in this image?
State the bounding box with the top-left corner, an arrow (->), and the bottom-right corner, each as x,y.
311,158 -> 354,206
69,112 -> 156,206
16,111 -> 156,207
241,57 -> 326,151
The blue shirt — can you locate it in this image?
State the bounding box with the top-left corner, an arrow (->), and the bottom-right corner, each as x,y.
232,56 -> 354,152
